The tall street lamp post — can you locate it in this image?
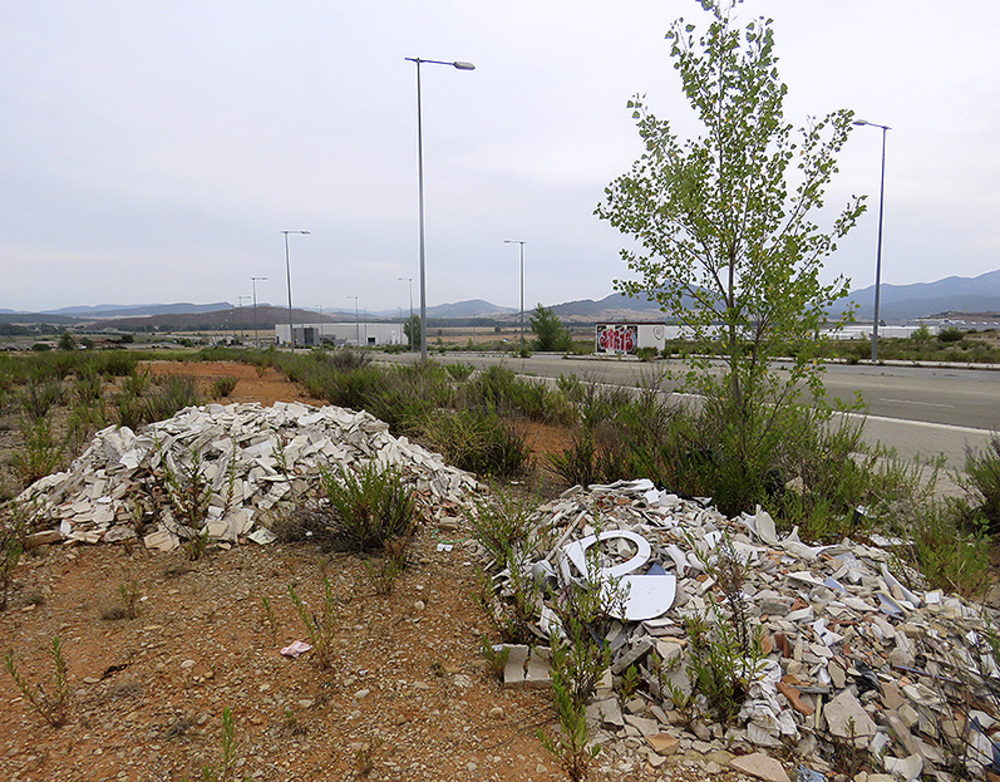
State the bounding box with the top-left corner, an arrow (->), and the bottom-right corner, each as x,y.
348,296 -> 360,347
238,296 -> 251,342
281,229 -> 310,353
405,57 -> 475,361
398,276 -> 414,351
853,119 -> 890,362
503,239 -> 526,351
251,276 -> 268,349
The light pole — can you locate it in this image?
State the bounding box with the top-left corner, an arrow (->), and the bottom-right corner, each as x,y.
348,296 -> 359,347
405,57 -> 475,361
281,229 -> 310,353
238,296 -> 251,343
398,277 -> 414,351
251,276 -> 268,349
503,239 -> 526,351
853,119 -> 890,362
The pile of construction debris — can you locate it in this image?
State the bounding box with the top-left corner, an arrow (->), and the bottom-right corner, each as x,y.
484,479 -> 1000,782
12,401 -> 478,550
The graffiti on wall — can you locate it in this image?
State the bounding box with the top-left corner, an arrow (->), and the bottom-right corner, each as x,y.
596,324 -> 637,354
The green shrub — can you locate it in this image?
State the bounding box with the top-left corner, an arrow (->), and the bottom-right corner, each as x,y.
958,436 -> 1000,532
212,376 -> 239,398
938,327 -> 965,343
320,463 -> 416,552
466,487 -> 542,564
18,379 -> 64,422
906,505 -> 991,599
1,505 -> 28,611
288,578 -> 340,670
418,407 -> 532,479
12,417 -> 64,488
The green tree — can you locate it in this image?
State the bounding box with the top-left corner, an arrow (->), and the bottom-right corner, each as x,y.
596,0 -> 864,511
57,332 -> 76,351
402,315 -> 421,352
529,304 -> 572,352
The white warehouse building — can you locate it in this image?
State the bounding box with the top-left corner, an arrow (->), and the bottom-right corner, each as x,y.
274,322 -> 407,348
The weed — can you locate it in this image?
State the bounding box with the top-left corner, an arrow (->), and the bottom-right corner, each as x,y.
261,595 -> 279,643
100,579 -> 142,620
480,637 -> 511,682
212,376 -> 238,398
537,656 -> 601,782
288,578 -> 339,669
4,636 -> 70,727
475,543 -> 542,645
957,435 -> 1000,532
904,503 -> 991,599
279,707 -> 307,738
320,463 -> 416,552
161,447 -> 212,540
364,536 -> 408,596
353,738 -> 383,777
444,362 -> 475,382
18,379 -> 64,422
466,486 -> 542,565
196,706 -> 243,782
620,664 -> 641,699
1,504 -> 28,610
11,416 -> 65,488
418,406 -> 533,479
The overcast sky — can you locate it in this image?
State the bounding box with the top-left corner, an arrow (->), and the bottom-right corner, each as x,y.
2,1 -> 998,314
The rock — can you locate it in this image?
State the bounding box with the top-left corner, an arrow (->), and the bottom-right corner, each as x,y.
645,733 -> 680,755
824,690 -> 876,747
729,752 -> 791,782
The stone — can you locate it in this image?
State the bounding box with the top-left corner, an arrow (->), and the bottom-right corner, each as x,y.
729,752 -> 791,782
645,733 -> 680,755
824,690 -> 876,747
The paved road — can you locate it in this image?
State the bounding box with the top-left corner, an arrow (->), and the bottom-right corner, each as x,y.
377,352 -> 998,469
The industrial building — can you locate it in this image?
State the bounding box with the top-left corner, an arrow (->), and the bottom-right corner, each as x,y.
274,322 -> 408,348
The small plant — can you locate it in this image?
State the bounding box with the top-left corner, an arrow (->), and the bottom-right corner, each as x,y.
160,446 -> 212,546
537,657 -> 601,782
1,505 -> 28,611
620,664 -> 641,699
466,486 -> 541,565
320,463 -> 416,552
475,542 -> 542,645
212,376 -> 238,398
480,636 -> 510,682
5,636 -> 71,727
18,379 -> 64,422
196,706 -> 242,782
288,578 -> 339,669
418,406 -> 533,479
261,595 -> 279,643
364,536 -> 408,596
101,579 -> 142,620
353,738 -> 383,777
11,417 -> 65,488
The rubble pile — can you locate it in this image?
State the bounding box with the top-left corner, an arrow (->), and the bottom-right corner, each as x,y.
487,479 -> 1000,782
14,401 -> 478,550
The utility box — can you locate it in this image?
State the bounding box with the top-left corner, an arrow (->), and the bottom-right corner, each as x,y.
595,322 -> 666,355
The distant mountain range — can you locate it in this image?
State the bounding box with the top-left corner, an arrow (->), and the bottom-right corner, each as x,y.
839,269 -> 1000,321
4,270 -> 1000,328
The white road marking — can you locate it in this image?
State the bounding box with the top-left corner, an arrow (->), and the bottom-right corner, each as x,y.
879,398 -> 955,409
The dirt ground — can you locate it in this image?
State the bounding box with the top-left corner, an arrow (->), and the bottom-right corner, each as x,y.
0,361 -> 757,782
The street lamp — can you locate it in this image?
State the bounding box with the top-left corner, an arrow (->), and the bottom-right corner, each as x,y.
281,229 -> 310,353
348,296 -> 359,347
405,57 -> 475,361
251,276 -> 268,349
853,119 -> 890,362
398,277 -> 414,351
238,295 -> 251,343
503,239 -> 526,351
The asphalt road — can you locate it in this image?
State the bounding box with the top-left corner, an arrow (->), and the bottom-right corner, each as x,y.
378,352 -> 999,469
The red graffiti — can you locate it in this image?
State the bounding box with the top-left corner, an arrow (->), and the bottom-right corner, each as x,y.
596,325 -> 637,354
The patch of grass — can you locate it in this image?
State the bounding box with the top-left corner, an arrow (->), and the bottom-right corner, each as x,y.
466,486 -> 542,564
212,376 -> 238,398
418,407 -> 533,479
11,416 -> 65,489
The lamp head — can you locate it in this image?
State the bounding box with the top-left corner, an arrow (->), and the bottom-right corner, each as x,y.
453,61 -> 475,70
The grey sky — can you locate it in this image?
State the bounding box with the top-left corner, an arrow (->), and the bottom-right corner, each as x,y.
2,1 -> 998,314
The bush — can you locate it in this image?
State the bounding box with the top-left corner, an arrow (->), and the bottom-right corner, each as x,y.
958,436 -> 1000,533
938,327 -> 965,343
212,376 -> 238,398
320,463 -> 416,552
418,407 -> 532,479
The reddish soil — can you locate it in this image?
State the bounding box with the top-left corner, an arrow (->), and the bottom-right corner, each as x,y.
0,361 -> 753,782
